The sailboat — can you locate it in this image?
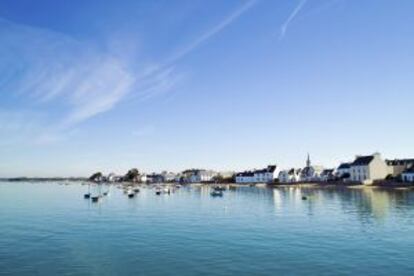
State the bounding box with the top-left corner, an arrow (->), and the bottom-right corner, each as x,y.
84,182 -> 91,199
91,184 -> 102,203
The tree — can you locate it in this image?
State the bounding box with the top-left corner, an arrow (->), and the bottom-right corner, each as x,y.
89,172 -> 103,182
124,168 -> 140,182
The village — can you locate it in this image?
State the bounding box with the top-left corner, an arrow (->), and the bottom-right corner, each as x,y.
90,152 -> 414,186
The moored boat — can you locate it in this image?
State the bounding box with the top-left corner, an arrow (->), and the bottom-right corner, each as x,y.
211,190 -> 223,197
213,186 -> 226,192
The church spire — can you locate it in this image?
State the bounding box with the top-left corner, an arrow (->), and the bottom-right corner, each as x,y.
306,153 -> 311,167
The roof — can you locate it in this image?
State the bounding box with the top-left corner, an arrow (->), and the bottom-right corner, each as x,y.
236,165 -> 277,177
236,172 -> 254,177
288,168 -> 301,175
322,169 -> 334,174
337,163 -> 351,169
352,156 -> 374,166
386,159 -> 414,166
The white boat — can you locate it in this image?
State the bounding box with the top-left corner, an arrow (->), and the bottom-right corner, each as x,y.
127,189 -> 134,198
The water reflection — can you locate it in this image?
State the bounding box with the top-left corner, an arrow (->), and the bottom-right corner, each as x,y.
271,185 -> 414,223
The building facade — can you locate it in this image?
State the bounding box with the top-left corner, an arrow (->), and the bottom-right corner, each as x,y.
235,165 -> 279,184
350,153 -> 389,184
320,169 -> 336,182
300,154 -> 324,181
180,169 -> 217,183
336,163 -> 351,180
386,159 -> 414,178
278,168 -> 302,183
402,167 -> 414,183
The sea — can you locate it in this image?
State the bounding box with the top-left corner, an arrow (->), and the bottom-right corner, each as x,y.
1,181 -> 414,275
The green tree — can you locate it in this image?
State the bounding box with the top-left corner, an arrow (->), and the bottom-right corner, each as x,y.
124,168 -> 140,182
89,172 -> 103,182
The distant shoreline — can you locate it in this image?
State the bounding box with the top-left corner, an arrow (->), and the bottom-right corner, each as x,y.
0,177 -> 87,182
1,178 -> 413,190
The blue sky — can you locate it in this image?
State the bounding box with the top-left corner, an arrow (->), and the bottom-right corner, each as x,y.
0,0 -> 413,177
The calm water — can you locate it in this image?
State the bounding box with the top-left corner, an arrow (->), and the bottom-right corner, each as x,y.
1,182 -> 414,275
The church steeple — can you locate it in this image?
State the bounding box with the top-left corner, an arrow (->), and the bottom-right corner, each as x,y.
306,153 -> 311,167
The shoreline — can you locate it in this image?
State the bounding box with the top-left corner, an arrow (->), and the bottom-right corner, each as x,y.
1,178 -> 413,190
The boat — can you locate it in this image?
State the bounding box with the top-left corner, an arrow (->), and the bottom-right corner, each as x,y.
211,190 -> 223,197
134,188 -> 140,193
84,182 -> 92,198
213,186 -> 226,191
155,187 -> 162,195
127,189 -> 134,198
91,196 -> 100,202
163,187 -> 170,194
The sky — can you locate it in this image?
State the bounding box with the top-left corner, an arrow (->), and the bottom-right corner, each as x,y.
0,0 -> 413,177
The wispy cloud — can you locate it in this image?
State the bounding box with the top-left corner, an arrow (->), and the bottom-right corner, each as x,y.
279,0 -> 307,40
167,0 -> 258,64
0,18 -> 139,129
0,0 -> 256,145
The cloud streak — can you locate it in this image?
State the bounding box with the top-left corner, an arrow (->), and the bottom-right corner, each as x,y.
279,0 -> 307,40
0,0 -> 257,145
0,18 -> 138,129
167,0 -> 258,65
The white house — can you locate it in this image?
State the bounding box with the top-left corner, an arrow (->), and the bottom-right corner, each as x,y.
386,159 -> 414,178
336,163 -> 351,180
107,173 -> 123,182
235,171 -> 255,183
161,171 -> 176,182
180,169 -> 217,183
350,153 -> 389,184
320,169 -> 336,182
139,174 -> 148,183
402,167 -> 414,183
279,168 -> 302,183
235,165 -> 279,184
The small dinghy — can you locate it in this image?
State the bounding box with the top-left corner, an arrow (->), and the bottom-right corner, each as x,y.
211,190 -> 223,197
213,186 -> 226,192
155,187 -> 162,195
84,183 -> 92,198
127,190 -> 134,198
